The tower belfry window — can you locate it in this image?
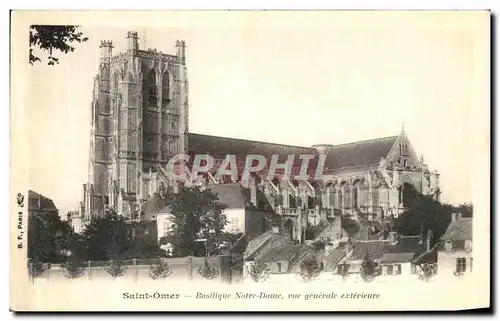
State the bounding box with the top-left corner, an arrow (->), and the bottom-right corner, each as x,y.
144,69 -> 157,107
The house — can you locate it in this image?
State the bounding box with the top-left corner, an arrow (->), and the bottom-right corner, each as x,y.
338,230 -> 437,277
243,226 -> 348,280
28,190 -> 58,217
437,213 -> 473,276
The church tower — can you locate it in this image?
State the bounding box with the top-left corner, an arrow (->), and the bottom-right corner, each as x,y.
83,31 -> 189,219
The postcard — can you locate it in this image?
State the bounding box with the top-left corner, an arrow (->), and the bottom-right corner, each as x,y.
10,10 -> 490,311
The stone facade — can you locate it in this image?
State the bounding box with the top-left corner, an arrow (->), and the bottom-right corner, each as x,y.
82,31 -> 188,219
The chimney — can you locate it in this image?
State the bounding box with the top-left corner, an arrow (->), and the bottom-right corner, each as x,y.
418,222 -> 424,244
388,232 -> 399,244
426,230 -> 433,252
126,31 -> 139,51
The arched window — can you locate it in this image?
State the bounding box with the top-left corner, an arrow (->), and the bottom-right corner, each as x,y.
353,186 -> 359,209
143,69 -> 157,107
162,72 -> 170,106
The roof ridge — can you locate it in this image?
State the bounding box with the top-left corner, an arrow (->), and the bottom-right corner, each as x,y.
329,135 -> 399,148
189,132 -> 317,150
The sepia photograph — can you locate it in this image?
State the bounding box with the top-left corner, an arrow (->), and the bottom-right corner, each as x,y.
9,10 -> 490,311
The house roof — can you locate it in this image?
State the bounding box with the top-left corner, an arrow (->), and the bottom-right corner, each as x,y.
28,190 -> 58,213
324,136 -> 398,170
441,218 -> 472,241
244,230 -> 292,260
348,241 -> 393,261
380,252 -> 416,264
188,133 -> 318,163
209,183 -> 247,209
313,221 -> 347,241
391,236 -> 425,254
259,244 -> 305,264
323,249 -> 347,271
141,193 -> 168,220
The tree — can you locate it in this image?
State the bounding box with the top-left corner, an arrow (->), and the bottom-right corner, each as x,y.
127,220 -> 166,259
417,263 -> 437,282
360,252 -> 379,282
197,258 -> 219,280
28,211 -> 80,264
81,207 -> 133,261
149,259 -> 173,279
164,186 -> 227,257
29,25 -> 89,65
394,193 -> 472,243
299,256 -> 322,282
246,260 -> 270,283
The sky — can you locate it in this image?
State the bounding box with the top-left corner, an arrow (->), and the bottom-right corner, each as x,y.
25,11 -> 489,214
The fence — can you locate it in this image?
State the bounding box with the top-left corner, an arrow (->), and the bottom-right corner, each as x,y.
29,255 -> 243,284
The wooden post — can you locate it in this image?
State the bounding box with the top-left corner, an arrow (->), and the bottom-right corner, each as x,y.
186,257 -> 193,281
87,261 -> 92,281
133,259 -> 138,282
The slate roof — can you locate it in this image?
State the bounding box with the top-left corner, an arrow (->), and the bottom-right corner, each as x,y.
323,249 -> 347,271
380,252 -> 416,264
244,229 -> 292,260
259,244 -> 305,264
187,133 -> 399,171
209,183 -> 247,209
391,236 -> 425,254
28,190 -> 58,214
348,241 -> 394,261
441,218 -> 472,241
141,193 -> 168,220
188,133 -> 318,163
324,136 -> 398,170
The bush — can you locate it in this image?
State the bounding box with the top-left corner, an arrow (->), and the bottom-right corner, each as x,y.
246,260 -> 270,283
299,257 -> 322,282
149,259 -> 173,279
63,259 -> 85,279
360,252 -> 379,282
417,263 -> 437,282
105,260 -> 127,278
197,258 -> 219,280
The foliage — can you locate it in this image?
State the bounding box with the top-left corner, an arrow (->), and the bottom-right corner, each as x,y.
246,260 -> 270,283
81,206 -> 166,261
149,259 -> 173,279
28,260 -> 46,278
81,207 -> 132,261
28,211 -> 82,264
299,256 -> 322,282
164,186 -> 227,257
127,220 -> 166,259
394,190 -> 473,244
360,252 -> 379,282
105,260 -> 127,278
417,263 -> 437,282
29,25 -> 88,65
197,258 -> 219,280
63,257 -> 86,279
337,262 -> 350,280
